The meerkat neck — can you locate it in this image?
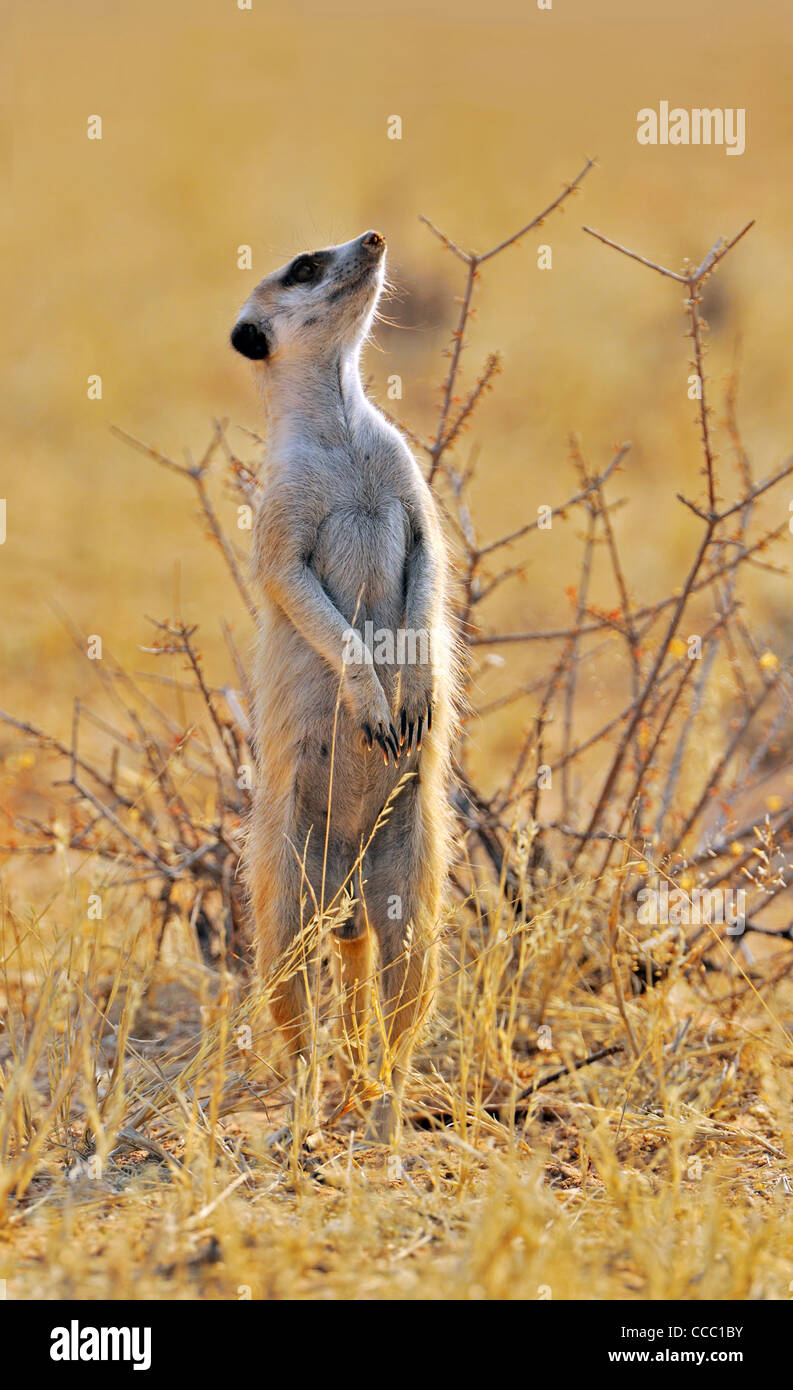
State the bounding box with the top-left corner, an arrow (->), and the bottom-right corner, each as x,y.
261,343 -> 370,443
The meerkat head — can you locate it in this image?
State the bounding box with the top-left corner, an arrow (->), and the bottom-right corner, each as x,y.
230,230 -> 386,368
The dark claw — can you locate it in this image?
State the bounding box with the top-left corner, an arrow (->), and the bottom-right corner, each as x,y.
399,709 -> 407,745
363,722 -> 373,750
389,722 -> 400,751
406,720 -> 415,754
416,715 -> 424,751
426,703 -> 433,733
386,732 -> 400,763
375,733 -> 389,765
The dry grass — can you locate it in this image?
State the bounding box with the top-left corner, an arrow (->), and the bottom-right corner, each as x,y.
3,745 -> 793,1304
2,843 -> 793,1301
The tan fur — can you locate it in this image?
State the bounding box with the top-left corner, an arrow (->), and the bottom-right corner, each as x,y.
231,231 -> 457,1143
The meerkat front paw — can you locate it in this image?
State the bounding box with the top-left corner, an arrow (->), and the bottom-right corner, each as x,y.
397,673 -> 434,755
349,671 -> 401,766
361,714 -> 402,767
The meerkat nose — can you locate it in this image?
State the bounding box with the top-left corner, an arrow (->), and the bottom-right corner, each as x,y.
361,230 -> 385,252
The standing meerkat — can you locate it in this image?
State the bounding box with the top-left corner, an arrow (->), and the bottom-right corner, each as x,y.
231,230 -> 457,1143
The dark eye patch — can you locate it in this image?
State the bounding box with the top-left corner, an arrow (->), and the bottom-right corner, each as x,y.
282,252 -> 328,288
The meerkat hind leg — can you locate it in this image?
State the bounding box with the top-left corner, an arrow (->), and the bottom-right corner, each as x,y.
363,780 -> 442,1144
267,970 -> 321,1131
330,920 -> 374,1100
366,907 -> 438,1147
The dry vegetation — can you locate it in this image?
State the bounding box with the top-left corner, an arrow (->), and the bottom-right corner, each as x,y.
3,146 -> 793,1299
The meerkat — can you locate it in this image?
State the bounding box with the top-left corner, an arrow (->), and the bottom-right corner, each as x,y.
231,231 -> 457,1143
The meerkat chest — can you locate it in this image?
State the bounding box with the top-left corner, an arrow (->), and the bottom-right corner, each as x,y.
312,494 -> 410,613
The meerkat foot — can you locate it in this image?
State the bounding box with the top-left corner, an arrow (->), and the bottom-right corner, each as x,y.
365,1090 -> 402,1148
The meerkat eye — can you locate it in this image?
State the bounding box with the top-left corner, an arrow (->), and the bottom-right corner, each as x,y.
289,256 -> 318,285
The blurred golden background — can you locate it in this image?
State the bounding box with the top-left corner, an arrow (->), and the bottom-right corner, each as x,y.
3,0 -> 792,758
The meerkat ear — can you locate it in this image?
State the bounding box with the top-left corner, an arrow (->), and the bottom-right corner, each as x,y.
231,319 -> 271,360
